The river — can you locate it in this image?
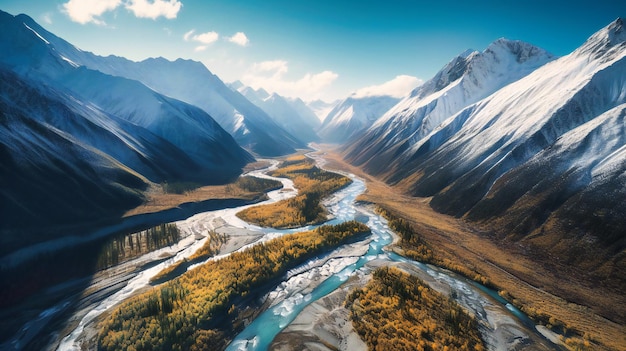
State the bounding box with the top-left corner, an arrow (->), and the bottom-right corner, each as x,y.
52,156 -> 561,350
225,175 -> 562,351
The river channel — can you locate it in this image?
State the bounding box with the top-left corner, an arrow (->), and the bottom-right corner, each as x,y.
55,157 -> 561,351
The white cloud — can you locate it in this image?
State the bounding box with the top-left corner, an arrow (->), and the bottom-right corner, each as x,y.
61,0 -> 181,24
242,60 -> 338,100
183,29 -> 195,41
353,75 -> 423,98
125,0 -> 182,20
183,29 -> 218,51
62,0 -> 122,25
227,32 -> 249,46
193,31 -> 219,44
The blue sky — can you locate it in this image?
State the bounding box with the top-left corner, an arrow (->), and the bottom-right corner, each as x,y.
0,0 -> 621,101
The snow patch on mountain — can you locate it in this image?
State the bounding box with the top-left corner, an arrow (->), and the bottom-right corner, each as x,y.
23,23 -> 49,44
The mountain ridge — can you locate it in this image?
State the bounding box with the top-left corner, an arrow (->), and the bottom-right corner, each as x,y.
0,10 -> 253,252
236,85 -> 320,143
345,18 -> 626,302
16,15 -> 305,156
345,38 -> 555,170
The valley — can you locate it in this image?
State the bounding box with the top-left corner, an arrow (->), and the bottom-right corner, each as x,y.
1,164 -> 292,350
3,153 -> 566,351
317,145 -> 625,350
1,6 -> 624,351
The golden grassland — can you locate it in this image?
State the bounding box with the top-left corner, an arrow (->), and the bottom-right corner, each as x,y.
315,144 -> 626,351
236,155 -> 352,228
124,175 -> 282,217
376,207 -> 492,288
346,267 -> 485,351
97,221 -> 370,351
149,230 -> 229,284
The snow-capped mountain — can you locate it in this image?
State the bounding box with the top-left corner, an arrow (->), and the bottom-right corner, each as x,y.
0,11 -> 253,246
347,18 -> 626,274
285,96 -> 322,130
345,38 -> 555,168
318,94 -> 400,143
0,10 -> 252,174
24,21 -> 303,156
89,58 -> 304,156
307,99 -> 338,123
236,85 -> 319,142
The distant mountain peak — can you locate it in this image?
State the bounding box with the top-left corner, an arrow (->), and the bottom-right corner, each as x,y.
409,38 -> 552,100
318,94 -> 400,143
257,88 -> 271,99
229,80 -> 244,90
172,57 -> 205,67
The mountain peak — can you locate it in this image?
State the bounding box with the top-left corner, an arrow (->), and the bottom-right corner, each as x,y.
606,17 -> 625,45
14,12 -> 36,25
256,87 -> 270,99
485,38 -> 554,64
229,80 -> 244,90
172,57 -> 207,70
578,17 -> 626,56
459,48 -> 477,58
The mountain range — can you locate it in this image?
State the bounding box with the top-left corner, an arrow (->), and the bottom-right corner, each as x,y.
3,11 -> 303,157
235,84 -> 320,143
346,39 -> 554,161
1,8 -> 625,351
0,11 -> 253,254
345,18 -> 626,289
